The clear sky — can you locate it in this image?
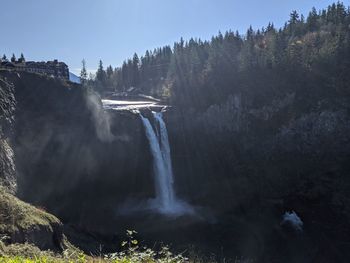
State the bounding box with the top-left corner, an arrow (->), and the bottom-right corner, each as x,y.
0,0 -> 337,75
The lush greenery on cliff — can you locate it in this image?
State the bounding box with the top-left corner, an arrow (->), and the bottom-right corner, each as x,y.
89,2 -> 350,108
0,188 -> 60,234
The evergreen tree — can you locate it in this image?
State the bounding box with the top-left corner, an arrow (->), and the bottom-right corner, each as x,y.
289,10 -> 300,24
80,59 -> 88,85
96,60 -> 106,83
18,53 -> 25,63
288,10 -> 301,35
307,7 -> 319,31
106,65 -> 113,79
246,25 -> 254,40
132,53 -> 140,87
266,22 -> 275,33
11,54 -> 16,63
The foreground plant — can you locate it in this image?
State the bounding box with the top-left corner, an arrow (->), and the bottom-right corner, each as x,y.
104,230 -> 189,263
0,230 -> 190,263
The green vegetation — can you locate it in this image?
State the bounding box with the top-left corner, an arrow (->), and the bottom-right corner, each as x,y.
0,231 -> 195,263
0,187 -> 76,257
80,59 -> 88,86
0,188 -> 60,234
0,240 -> 95,262
88,2 -> 350,110
0,242 -> 62,262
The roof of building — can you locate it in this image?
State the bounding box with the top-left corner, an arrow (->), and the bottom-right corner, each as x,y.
0,61 -> 15,67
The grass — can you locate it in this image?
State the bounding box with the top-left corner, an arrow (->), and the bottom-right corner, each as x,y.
0,188 -> 75,260
0,191 -> 213,262
0,240 -> 191,263
0,188 -> 60,234
0,227 -> 194,263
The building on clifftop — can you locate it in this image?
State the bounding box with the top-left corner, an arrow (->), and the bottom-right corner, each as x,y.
0,59 -> 69,80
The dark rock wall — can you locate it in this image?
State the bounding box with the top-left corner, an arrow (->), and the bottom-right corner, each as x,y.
0,71 -> 153,234
2,69 -> 350,260
165,89 -> 350,261
0,74 -> 17,193
167,91 -> 350,210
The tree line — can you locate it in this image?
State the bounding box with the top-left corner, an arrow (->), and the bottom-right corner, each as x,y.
1,53 -> 26,63
84,2 -> 350,110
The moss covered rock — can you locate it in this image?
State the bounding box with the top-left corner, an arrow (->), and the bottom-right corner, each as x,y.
0,188 -> 64,251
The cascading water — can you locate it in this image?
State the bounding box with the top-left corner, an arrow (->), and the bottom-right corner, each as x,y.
140,111 -> 193,216
140,113 -> 175,210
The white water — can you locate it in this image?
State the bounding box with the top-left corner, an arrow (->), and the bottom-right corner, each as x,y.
282,211 -> 303,232
102,99 -> 165,111
140,111 -> 193,216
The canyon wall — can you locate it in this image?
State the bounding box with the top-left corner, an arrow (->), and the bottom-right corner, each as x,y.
2,69 -> 350,260
0,71 -> 153,235
0,76 -> 17,193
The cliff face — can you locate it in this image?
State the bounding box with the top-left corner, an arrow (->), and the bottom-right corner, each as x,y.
0,76 -> 16,193
0,71 -> 153,236
1,68 -> 350,259
0,72 -> 65,251
168,87 -> 350,211
165,85 -> 350,260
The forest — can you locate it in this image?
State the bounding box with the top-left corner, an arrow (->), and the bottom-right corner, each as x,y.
86,2 -> 350,111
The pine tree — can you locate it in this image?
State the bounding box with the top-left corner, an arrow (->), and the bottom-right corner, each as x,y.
288,10 -> 301,35
96,60 -> 106,82
307,7 -> 319,31
11,54 -> 16,63
18,53 -> 25,63
289,10 -> 300,24
80,59 -> 88,85
266,22 -> 275,33
246,25 -> 254,40
132,53 -> 140,87
106,65 -> 113,79
121,61 -> 128,91
2,54 -> 7,61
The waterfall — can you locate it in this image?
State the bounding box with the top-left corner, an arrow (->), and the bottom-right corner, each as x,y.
140,111 -> 192,216
140,113 -> 175,209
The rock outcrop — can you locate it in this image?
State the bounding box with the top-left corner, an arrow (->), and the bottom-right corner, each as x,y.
0,188 -> 64,251
0,70 -> 154,240
165,85 -> 350,261
0,72 -> 70,251
0,76 -> 16,193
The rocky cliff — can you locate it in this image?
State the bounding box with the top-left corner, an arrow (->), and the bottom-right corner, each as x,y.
0,72 -> 68,252
0,70 -> 154,251
167,91 -> 350,209
0,76 -> 16,193
1,68 -> 350,261
165,85 -> 350,261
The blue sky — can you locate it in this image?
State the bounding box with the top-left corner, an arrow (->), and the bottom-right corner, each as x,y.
0,0 -> 337,75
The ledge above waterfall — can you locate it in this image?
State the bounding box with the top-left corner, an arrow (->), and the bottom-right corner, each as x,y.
102,99 -> 169,112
